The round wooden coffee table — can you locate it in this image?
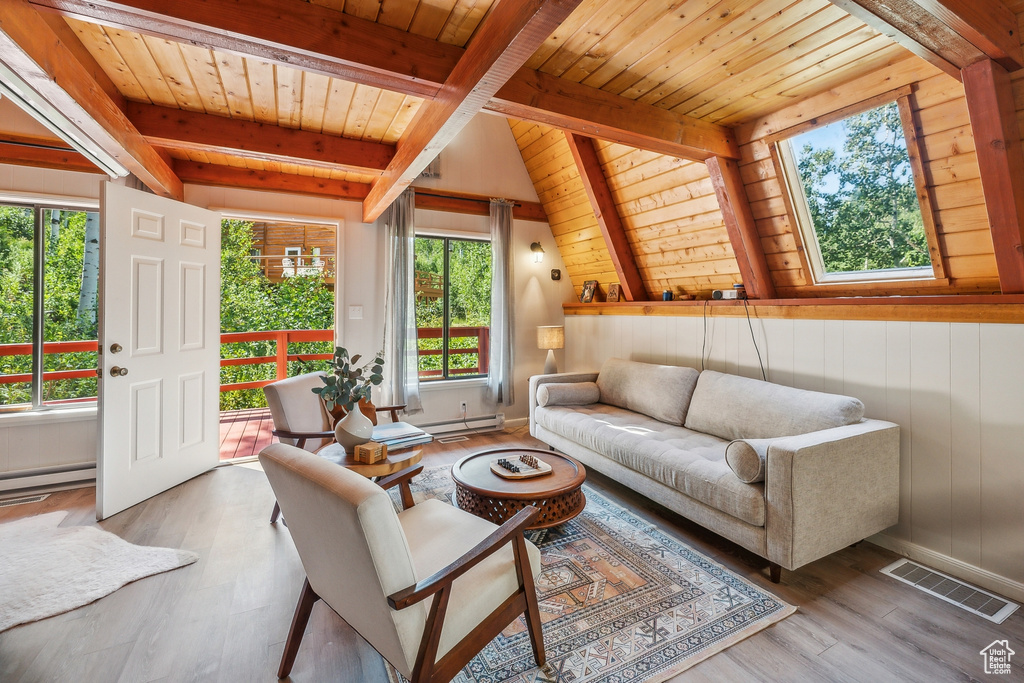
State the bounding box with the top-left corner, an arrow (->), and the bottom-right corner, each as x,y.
451,448 -> 586,529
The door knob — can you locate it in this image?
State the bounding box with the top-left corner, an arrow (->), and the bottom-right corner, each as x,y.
109,343 -> 123,354
109,366 -> 129,377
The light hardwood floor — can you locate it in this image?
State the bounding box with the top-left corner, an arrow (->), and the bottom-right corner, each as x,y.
1,427 -> 1021,682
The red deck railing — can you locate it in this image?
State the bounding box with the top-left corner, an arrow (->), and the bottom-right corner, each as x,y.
417,326 -> 489,378
1,325 -> 490,401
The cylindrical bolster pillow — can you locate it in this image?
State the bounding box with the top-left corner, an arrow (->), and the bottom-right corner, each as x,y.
537,381 -> 601,407
725,438 -> 774,483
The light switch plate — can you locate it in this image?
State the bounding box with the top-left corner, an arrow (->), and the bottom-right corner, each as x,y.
348,305 -> 363,320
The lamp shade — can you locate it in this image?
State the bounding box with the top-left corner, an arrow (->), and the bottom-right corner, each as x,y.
537,325 -> 565,350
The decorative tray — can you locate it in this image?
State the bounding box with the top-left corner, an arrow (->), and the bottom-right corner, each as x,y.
489,454 -> 552,479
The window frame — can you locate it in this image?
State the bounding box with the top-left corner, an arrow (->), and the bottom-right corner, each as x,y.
414,232 -> 491,382
767,86 -> 946,286
1,198 -> 101,413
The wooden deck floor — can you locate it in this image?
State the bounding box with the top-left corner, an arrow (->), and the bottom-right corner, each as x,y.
2,427 -> 1022,682
219,408 -> 276,461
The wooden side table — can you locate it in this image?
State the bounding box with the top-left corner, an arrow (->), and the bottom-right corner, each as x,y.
318,444 -> 423,477
451,448 -> 586,529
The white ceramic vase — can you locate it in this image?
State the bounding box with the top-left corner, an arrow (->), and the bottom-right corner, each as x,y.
334,406 -> 374,453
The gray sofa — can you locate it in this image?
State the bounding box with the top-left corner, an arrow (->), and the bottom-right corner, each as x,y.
529,358 -> 900,580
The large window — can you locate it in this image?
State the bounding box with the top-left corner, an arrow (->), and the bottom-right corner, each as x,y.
771,94 -> 941,283
0,203 -> 100,410
414,236 -> 491,381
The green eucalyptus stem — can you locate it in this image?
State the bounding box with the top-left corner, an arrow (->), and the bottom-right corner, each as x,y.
311,346 -> 385,411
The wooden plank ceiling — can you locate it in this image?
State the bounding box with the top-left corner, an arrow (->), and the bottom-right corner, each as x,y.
0,0 -> 1016,300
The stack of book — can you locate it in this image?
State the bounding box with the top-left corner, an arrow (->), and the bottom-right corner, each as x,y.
371,421 -> 433,449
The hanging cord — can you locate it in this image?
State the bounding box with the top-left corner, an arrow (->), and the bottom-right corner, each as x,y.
743,299 -> 767,381
700,299 -> 708,371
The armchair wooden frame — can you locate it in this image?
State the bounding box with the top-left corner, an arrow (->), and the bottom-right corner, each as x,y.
275,464 -> 546,683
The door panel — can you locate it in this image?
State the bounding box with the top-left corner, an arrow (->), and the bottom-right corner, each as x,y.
98,182 -> 221,519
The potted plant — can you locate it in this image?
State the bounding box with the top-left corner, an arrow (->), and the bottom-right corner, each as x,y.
312,346 -> 384,452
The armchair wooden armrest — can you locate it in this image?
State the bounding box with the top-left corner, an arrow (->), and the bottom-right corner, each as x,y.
376,464 -> 424,510
271,428 -> 335,451
387,506 -> 540,610
374,404 -> 406,423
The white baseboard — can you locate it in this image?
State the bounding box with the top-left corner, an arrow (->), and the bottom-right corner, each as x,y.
870,532 -> 1024,603
503,417 -> 528,430
0,464 -> 96,493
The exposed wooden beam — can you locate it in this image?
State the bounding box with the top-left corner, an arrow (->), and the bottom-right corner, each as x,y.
491,69 -> 739,161
30,0 -> 460,99
361,0 -> 584,222
0,0 -> 181,197
127,102 -> 393,175
30,0 -> 737,162
705,156 -> 776,300
412,188 -> 548,223
174,160 -> 549,224
564,133 -> 649,302
36,10 -> 125,109
961,59 -> 1024,294
826,0 -> 1022,78
0,133 -> 103,173
173,160 -> 370,201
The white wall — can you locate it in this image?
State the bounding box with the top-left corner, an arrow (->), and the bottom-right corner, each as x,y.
563,313 -> 1024,599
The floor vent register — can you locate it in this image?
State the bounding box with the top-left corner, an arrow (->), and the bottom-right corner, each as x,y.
0,493 -> 50,508
881,559 -> 1019,624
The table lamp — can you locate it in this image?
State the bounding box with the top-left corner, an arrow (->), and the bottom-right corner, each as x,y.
537,325 -> 564,374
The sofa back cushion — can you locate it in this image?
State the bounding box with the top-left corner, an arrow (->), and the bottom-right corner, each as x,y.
596,358 -> 699,426
684,370 -> 864,441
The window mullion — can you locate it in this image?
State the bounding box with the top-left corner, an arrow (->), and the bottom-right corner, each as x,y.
442,238 -> 450,380
31,206 -> 44,409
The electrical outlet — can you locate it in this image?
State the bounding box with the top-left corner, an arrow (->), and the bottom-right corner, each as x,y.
460,401 -> 468,416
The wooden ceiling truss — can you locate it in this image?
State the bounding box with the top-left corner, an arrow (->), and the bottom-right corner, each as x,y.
564,133 -> 650,301
360,0 -> 586,222
960,59 -> 1024,294
826,0 -> 1023,78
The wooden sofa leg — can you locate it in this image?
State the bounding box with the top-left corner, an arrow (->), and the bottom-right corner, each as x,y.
768,563 -> 782,584
270,501 -> 282,524
278,578 -> 319,678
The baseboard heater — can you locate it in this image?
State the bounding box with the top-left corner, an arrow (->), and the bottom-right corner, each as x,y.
0,462 -> 96,493
418,413 -> 504,437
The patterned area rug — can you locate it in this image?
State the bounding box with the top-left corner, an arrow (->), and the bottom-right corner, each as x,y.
386,466 -> 795,683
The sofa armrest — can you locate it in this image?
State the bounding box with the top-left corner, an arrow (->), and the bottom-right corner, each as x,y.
765,419 -> 900,571
529,372 -> 599,437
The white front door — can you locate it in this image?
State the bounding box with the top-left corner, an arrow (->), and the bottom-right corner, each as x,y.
97,182 -> 221,519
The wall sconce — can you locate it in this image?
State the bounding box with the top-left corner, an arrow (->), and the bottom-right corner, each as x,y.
537,325 -> 564,374
530,242 -> 545,263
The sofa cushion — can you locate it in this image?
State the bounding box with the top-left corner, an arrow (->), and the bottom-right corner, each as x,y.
725,438 -> 775,483
535,404 -> 764,526
684,370 -> 865,441
596,358 -> 699,426
537,381 -> 601,407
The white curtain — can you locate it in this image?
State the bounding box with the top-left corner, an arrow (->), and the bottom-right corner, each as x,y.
382,188 -> 422,414
486,199 -> 515,406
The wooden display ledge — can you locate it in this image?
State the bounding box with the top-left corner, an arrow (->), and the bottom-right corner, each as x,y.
564,295 -> 1024,324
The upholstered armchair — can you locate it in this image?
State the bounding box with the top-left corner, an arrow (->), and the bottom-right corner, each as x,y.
259,443 -> 546,683
262,371 -> 405,522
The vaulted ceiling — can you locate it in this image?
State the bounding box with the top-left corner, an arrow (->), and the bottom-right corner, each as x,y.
0,0 -> 1022,299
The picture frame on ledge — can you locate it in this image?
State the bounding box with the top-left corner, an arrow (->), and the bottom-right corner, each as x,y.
607,283 -> 620,302
581,280 -> 598,303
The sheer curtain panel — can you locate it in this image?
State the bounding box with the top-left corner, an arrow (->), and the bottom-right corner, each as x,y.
486,199 -> 515,406
382,188 -> 422,414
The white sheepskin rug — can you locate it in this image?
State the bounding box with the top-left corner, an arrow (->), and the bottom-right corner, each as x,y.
0,511 -> 198,632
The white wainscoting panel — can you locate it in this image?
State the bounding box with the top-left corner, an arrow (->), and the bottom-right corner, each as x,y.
564,315 -> 1024,594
